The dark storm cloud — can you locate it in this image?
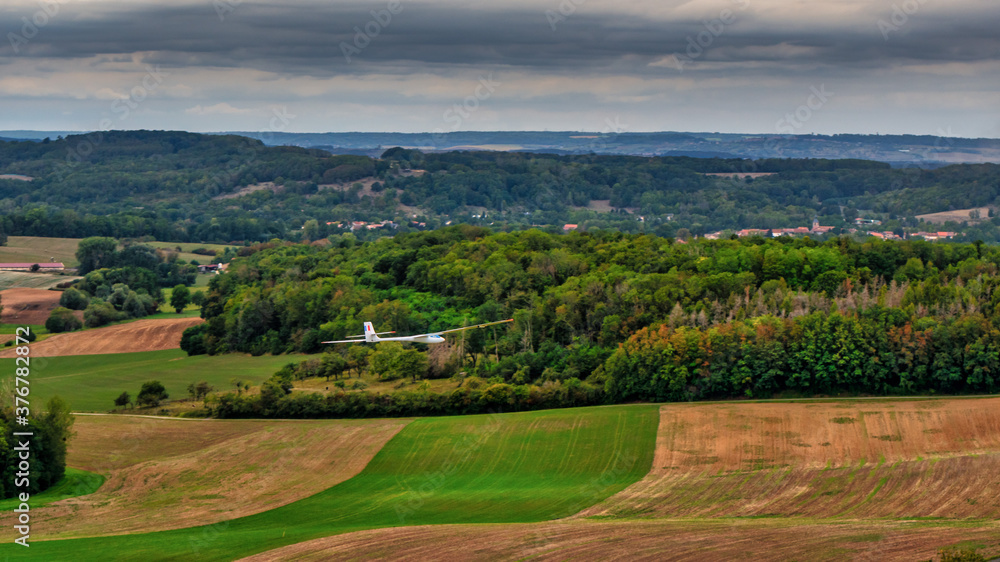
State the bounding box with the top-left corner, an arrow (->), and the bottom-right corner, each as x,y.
5,0 -> 997,76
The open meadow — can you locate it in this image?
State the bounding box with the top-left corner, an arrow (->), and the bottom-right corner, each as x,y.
0,348 -> 301,412
0,236 -> 82,266
145,240 -> 236,265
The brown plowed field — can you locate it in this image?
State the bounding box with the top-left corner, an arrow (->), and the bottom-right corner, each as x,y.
0,287 -> 66,325
36,415 -> 410,538
0,317 -> 204,357
579,399 -> 1000,520
239,520 -> 1000,562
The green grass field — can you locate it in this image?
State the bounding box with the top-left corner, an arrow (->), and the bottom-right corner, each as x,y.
0,237 -> 235,271
0,468 -> 104,511
157,285 -> 208,314
0,236 -> 82,267
146,241 -> 236,265
8,404 -> 658,560
0,349 -> 302,412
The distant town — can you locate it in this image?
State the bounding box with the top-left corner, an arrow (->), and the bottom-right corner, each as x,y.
702,218 -> 957,242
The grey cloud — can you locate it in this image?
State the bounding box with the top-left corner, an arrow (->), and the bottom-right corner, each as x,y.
3,1 -> 997,77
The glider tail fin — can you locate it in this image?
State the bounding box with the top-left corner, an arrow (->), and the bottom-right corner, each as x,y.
364,322 -> 378,342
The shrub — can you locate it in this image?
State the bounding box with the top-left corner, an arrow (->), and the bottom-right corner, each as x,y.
45,307 -> 83,333
59,287 -> 90,310
180,324 -> 209,356
137,380 -> 168,407
83,301 -> 122,328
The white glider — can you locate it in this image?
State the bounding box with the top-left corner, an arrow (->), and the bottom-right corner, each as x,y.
322,319 -> 513,345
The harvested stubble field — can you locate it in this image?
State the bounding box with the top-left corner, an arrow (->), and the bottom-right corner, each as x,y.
238,519 -> 1000,562
35,415 -> 409,538
0,316 -> 203,358
0,287 -> 67,325
915,207 -> 991,225
0,271 -> 79,291
580,399 -> 1000,520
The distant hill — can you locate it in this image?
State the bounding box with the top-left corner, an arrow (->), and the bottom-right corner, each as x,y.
4,130 -> 998,166
0,130 -> 998,244
220,131 -> 1000,167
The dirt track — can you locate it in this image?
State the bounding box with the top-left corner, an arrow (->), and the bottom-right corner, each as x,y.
0,317 -> 204,357
0,287 -> 66,325
239,520 -> 1000,562
35,416 -> 409,538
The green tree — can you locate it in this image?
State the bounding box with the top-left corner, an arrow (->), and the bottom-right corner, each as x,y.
59,287 -> 90,310
83,301 -> 121,328
114,391 -> 131,409
369,343 -> 428,381
321,353 -> 349,381
123,291 -> 147,318
171,284 -> 191,313
137,380 -> 169,407
39,396 -> 75,486
191,290 -> 206,308
180,324 -> 209,356
187,381 -> 214,401
938,546 -> 986,562
76,236 -> 118,275
45,307 -> 82,333
347,346 -> 371,377
230,378 -> 250,395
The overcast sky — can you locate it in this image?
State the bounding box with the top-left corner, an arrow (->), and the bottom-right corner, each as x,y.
1,0 -> 997,136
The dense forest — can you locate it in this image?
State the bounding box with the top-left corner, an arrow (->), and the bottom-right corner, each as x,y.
1,131 -> 999,243
181,227 -> 1000,418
